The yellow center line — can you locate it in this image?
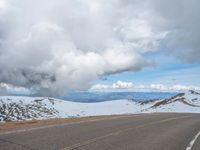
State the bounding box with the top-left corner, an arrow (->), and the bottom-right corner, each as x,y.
61,115 -> 192,150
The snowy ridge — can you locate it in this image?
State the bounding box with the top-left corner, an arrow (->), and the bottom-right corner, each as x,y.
0,90 -> 200,121
143,90 -> 200,113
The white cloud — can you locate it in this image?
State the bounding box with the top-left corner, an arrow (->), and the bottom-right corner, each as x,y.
0,82 -> 28,91
112,81 -> 133,89
150,84 -> 167,91
90,81 -> 200,92
0,0 -> 6,8
0,0 -> 200,96
169,85 -> 199,91
90,84 -> 110,90
90,81 -> 134,90
0,0 -> 163,96
0,82 -> 30,95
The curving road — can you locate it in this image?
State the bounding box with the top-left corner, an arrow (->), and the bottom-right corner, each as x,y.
0,113 -> 200,150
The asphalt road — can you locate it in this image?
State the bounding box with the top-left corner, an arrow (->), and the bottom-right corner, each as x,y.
0,113 -> 200,150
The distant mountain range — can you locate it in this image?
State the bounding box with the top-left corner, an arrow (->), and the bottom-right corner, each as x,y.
0,90 -> 200,122
62,91 -> 177,102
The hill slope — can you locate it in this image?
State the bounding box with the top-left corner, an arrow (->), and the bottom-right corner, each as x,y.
0,90 -> 200,121
143,90 -> 200,113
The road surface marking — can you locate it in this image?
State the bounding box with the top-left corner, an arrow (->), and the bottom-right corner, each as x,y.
186,130 -> 200,150
0,114 -> 151,136
61,115 -> 191,150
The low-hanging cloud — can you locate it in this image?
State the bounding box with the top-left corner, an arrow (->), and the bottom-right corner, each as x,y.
0,0 -> 199,96
90,81 -> 200,92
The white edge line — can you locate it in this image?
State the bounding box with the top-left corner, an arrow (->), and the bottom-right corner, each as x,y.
186,130 -> 200,150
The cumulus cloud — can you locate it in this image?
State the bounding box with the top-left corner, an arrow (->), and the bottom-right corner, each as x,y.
112,81 -> 133,89
90,81 -> 200,92
0,0 -> 162,96
0,0 -> 199,96
91,81 -> 133,90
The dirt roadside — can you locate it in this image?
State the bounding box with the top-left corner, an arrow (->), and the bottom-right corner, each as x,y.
0,115 -> 123,133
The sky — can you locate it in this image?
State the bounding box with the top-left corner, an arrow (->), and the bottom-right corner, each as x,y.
0,0 -> 200,96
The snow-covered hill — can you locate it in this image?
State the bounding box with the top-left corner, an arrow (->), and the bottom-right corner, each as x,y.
144,90 -> 200,113
0,90 -> 200,121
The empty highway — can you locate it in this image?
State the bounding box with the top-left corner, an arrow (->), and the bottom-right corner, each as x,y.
0,113 -> 200,150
